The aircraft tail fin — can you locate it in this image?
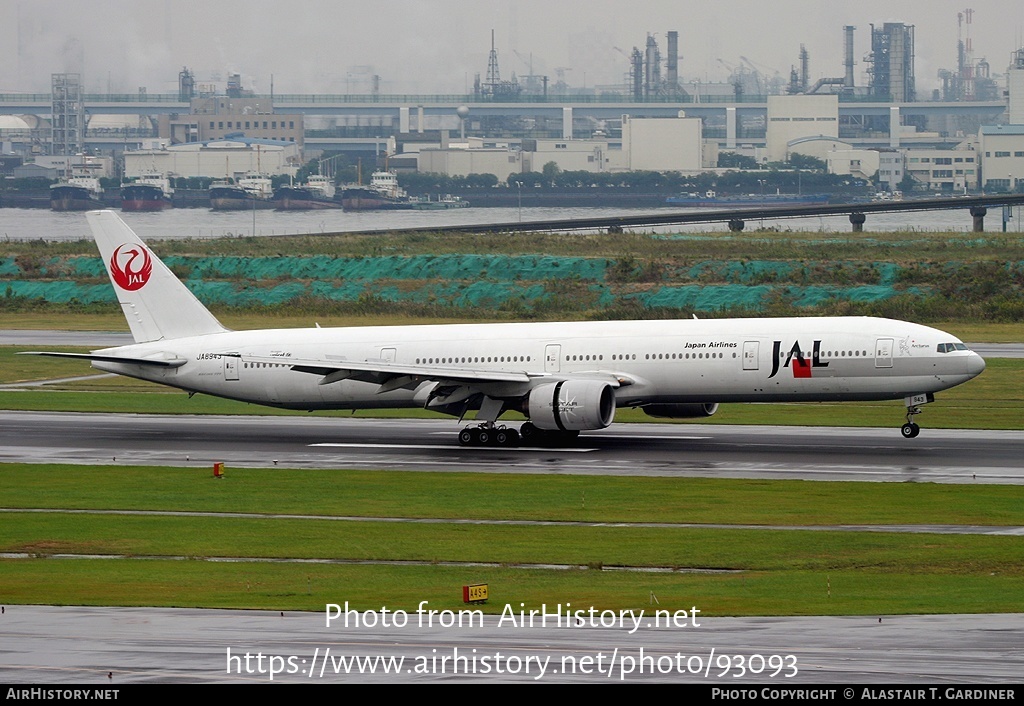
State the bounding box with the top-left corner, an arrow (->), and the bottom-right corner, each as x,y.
87,210 -> 228,343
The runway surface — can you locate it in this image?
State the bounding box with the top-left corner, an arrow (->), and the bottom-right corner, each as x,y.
1,605 -> 1021,684
1,411 -> 1021,484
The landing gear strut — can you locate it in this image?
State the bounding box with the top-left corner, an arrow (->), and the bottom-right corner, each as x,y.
900,409 -> 921,439
900,393 -> 933,439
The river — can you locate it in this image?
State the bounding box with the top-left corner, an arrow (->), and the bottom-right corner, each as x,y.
1,204 -> 1022,242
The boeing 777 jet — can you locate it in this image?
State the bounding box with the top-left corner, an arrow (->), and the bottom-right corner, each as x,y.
26,211 -> 986,446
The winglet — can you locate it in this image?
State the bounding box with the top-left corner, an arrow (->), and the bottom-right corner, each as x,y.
87,210 -> 228,343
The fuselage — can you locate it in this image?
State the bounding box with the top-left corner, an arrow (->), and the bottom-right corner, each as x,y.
91,316 -> 985,414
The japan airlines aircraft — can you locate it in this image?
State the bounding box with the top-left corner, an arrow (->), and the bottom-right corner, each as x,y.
27,210 -> 985,445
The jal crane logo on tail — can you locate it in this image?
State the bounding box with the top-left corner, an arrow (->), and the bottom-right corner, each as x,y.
110,244 -> 153,291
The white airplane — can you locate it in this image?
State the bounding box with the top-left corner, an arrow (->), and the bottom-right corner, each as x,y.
26,210 -> 986,445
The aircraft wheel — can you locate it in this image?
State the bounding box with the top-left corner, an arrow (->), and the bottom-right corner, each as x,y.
458,428 -> 475,446
520,422 -> 539,443
477,428 -> 492,446
495,428 -> 519,447
900,422 -> 920,439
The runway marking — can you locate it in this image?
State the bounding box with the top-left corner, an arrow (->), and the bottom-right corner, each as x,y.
590,435 -> 713,441
309,442 -> 597,453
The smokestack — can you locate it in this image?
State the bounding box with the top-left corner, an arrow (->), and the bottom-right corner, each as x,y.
799,45 -> 809,91
844,26 -> 856,89
667,31 -> 679,90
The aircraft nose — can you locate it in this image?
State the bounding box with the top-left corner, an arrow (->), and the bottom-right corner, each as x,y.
967,352 -> 986,377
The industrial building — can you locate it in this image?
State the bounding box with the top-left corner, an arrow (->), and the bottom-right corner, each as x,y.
123,137 -> 300,180
416,113 -> 708,178
766,95 -> 839,163
978,125 -> 1024,191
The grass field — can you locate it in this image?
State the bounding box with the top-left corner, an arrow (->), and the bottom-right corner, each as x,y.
2,465 -> 1022,615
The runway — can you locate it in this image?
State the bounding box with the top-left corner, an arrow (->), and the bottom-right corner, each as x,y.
2,605 -> 1022,684
1,411 -> 1022,484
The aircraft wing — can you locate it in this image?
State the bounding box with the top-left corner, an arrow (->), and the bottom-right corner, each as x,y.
228,352 -> 628,395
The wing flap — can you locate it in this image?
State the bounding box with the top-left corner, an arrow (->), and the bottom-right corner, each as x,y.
233,353 -> 534,385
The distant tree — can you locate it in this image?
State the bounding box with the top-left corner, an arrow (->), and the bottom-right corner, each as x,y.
717,152 -> 759,169
788,153 -> 828,171
464,172 -> 499,189
542,161 -> 561,185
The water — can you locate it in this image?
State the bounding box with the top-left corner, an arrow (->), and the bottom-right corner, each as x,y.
1,204 -> 1022,242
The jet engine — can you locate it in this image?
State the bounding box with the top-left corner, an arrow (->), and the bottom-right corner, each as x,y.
527,380 -> 616,431
642,403 -> 719,419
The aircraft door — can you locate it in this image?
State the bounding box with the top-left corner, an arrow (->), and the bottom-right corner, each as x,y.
380,347 -> 397,362
223,356 -> 239,381
742,341 -> 759,370
545,344 -> 561,373
875,338 -> 894,368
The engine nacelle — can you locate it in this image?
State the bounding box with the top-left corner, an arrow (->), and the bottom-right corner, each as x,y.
527,380 -> 616,431
643,403 -> 719,419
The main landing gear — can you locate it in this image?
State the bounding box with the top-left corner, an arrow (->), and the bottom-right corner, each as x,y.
457,422 -> 581,447
900,393 -> 934,439
458,424 -> 520,447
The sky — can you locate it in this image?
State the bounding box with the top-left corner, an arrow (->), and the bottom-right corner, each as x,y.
2,0 -> 1022,96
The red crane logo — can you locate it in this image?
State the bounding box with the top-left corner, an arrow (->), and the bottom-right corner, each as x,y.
109,244 -> 153,291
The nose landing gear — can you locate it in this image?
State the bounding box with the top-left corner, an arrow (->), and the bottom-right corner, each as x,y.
900,393 -> 934,439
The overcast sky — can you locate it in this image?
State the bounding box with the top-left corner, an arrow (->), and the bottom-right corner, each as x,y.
2,0 -> 1022,96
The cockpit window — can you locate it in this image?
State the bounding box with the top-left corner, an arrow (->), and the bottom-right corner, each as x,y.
937,342 -> 969,353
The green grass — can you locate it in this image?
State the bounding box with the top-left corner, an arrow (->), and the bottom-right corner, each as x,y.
5,229 -> 1023,260
5,464 -> 1024,526
5,465 -> 1014,616
9,512 -> 1020,571
2,464 -> 1023,615
2,561 -> 1020,616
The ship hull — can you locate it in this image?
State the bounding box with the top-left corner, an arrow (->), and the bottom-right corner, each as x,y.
274,186 -> 340,210
209,186 -> 275,211
121,184 -> 171,212
50,186 -> 104,212
340,187 -> 410,211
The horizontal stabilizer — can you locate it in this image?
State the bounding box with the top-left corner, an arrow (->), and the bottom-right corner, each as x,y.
18,351 -> 187,368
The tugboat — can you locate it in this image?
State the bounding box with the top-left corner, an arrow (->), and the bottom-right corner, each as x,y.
275,174 -> 340,210
50,156 -> 105,211
340,170 -> 410,210
209,173 -> 276,210
120,172 -> 174,211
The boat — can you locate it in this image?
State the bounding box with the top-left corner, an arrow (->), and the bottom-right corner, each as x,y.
209,173 -> 276,210
50,178 -> 104,211
274,174 -> 340,210
50,156 -> 105,211
665,189 -> 831,207
340,170 -> 410,211
120,172 -> 174,211
407,194 -> 471,210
